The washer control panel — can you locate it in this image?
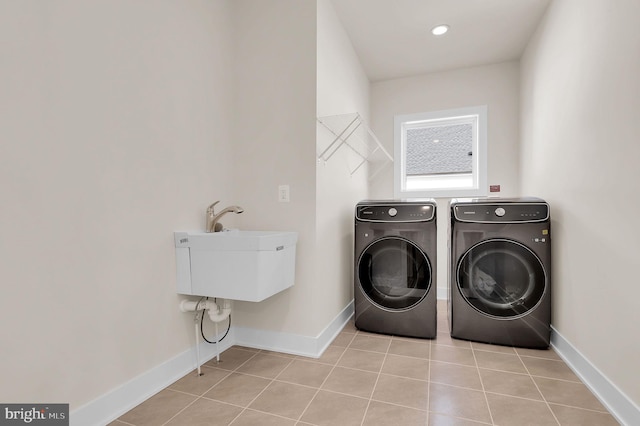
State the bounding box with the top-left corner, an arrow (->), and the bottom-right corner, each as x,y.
356,202 -> 435,222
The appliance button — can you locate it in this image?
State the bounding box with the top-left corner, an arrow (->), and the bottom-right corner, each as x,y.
495,207 -> 506,217
388,207 -> 398,217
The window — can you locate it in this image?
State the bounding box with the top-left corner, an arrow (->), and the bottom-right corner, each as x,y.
394,106 -> 487,198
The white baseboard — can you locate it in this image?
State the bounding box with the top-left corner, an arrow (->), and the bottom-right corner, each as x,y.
234,300 -> 354,358
71,334 -> 234,426
551,326 -> 640,426
70,301 -> 355,426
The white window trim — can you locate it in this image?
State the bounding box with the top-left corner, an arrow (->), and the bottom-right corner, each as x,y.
394,105 -> 488,199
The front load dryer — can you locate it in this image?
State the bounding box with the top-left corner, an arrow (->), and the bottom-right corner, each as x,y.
354,200 -> 437,338
449,197 -> 551,348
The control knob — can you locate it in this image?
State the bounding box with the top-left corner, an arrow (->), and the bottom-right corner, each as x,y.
495,207 -> 506,217
388,207 -> 398,217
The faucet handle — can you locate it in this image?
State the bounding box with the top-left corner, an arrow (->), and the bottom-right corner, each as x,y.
207,201 -> 220,213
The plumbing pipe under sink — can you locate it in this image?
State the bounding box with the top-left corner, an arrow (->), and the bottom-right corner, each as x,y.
180,298 -> 231,375
180,298 -> 231,323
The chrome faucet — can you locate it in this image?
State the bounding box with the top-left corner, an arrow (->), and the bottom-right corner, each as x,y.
206,201 -> 244,232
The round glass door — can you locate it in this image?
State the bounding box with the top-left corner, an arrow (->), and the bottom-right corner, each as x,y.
457,239 -> 546,318
358,237 -> 431,310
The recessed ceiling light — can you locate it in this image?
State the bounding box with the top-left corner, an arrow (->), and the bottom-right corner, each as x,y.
431,24 -> 449,36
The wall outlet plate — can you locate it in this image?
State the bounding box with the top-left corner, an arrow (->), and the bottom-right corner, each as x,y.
278,184 -> 290,202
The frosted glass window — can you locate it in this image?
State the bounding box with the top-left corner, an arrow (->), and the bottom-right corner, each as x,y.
394,106 -> 487,198
405,124 -> 473,176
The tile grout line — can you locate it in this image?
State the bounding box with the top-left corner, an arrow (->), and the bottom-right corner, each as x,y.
159,394 -> 201,426
185,348 -> 261,425
516,349 -> 562,426
470,343 -> 496,425
162,352 -> 259,426
366,397 -> 429,413
112,419 -> 136,426
425,338 -> 432,426
541,401 -> 619,415
295,330 -> 357,424
359,334 -> 393,426
227,350 -> 298,425
158,354 -> 248,426
161,348 -> 262,426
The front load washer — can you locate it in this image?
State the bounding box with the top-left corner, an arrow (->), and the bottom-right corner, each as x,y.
354,200 -> 437,338
449,197 -> 551,348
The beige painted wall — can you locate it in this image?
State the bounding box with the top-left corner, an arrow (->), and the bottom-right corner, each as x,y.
228,0 -> 319,335
520,0 -> 640,406
370,62 -> 522,296
0,0 -> 323,412
232,0 -> 370,337
315,0 -> 370,330
0,0 -> 236,408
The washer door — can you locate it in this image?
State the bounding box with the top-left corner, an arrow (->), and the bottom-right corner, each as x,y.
457,239 -> 546,318
358,237 -> 432,311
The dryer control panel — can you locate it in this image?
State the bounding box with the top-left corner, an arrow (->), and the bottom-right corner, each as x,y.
356,202 -> 435,222
453,202 -> 549,223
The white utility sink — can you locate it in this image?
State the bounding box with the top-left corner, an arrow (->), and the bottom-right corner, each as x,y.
174,230 -> 298,302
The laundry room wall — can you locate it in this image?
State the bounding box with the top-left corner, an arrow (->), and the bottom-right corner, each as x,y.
0,0 -> 236,412
229,0 -> 319,336
370,62 -> 521,298
232,0 -> 370,340
315,0 -> 370,331
520,0 -> 640,418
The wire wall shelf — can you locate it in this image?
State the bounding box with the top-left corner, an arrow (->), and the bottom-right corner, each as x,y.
316,112 -> 393,180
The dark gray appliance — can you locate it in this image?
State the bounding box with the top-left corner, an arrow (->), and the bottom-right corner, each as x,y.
449,197 -> 551,348
354,200 -> 437,338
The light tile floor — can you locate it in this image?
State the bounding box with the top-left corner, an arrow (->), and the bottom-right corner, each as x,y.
111,302 -> 620,425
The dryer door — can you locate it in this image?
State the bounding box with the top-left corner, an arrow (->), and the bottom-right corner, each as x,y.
457,239 -> 546,318
358,237 -> 432,310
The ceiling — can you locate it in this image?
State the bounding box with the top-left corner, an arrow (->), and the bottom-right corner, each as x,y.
330,0 -> 552,82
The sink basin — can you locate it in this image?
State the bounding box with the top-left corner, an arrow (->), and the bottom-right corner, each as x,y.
174,230 -> 298,302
